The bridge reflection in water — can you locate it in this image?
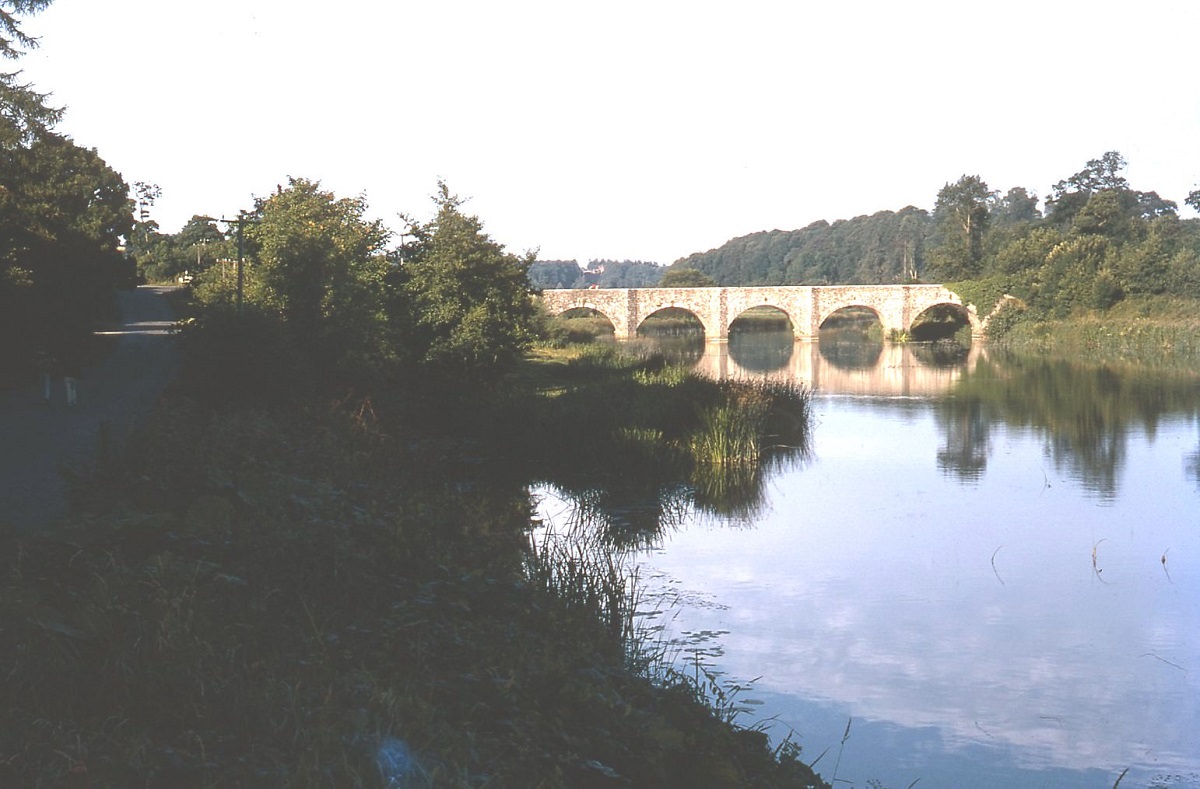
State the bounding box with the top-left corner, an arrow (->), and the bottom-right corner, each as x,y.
691,339 -> 982,397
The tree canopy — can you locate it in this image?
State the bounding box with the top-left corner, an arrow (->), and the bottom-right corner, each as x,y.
928,175 -> 995,278
658,267 -> 716,287
248,178 -> 391,353
672,207 -> 929,286
1,129 -> 132,375
181,180 -> 539,399
0,0 -> 60,148
402,183 -> 538,379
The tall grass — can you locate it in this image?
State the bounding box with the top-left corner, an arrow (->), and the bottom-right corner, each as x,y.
690,397 -> 766,467
690,379 -> 811,467
524,516 -> 637,658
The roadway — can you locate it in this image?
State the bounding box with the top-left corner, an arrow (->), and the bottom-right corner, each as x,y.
0,286 -> 180,534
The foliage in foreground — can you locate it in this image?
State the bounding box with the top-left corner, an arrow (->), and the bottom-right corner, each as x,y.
1,374 -> 825,787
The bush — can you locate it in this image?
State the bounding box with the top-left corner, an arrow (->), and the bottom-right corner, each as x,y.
175,309 -> 313,408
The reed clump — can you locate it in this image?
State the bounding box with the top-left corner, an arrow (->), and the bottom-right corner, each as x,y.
690,379 -> 808,467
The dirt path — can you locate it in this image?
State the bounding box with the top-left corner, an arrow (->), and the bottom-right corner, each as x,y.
0,286 -> 180,534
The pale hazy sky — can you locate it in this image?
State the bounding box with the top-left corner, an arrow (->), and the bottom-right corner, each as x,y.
20,0 -> 1200,264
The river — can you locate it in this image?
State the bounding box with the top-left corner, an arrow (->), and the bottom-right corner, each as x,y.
535,331 -> 1200,789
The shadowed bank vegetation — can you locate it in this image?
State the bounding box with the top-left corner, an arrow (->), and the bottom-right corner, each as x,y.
0,381 -> 816,788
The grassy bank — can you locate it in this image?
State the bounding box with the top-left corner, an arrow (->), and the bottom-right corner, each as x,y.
991,295 -> 1200,364
1,342 -> 825,788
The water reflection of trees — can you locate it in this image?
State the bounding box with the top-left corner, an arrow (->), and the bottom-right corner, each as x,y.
939,351 -> 1200,495
543,480 -> 693,550
936,398 -> 990,482
535,450 -> 796,544
537,440 -> 808,548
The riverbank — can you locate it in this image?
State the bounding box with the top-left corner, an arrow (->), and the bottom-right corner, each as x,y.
1,340 -> 826,787
982,294 -> 1200,363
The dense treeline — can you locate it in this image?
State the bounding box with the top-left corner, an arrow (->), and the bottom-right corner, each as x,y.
670,152 -> 1200,323
673,207 -> 928,286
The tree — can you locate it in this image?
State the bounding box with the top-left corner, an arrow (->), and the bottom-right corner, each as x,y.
0,2 -> 138,379
1045,151 -> 1129,225
1,132 -> 129,253
990,187 -> 1040,227
1,0 -> 60,148
1185,189 -> 1200,213
1132,190 -> 1177,220
176,215 -> 226,248
1053,151 -> 1129,195
1072,189 -> 1133,237
0,130 -> 132,372
659,267 -> 716,287
243,177 -> 394,378
402,182 -> 537,378
928,175 -> 994,278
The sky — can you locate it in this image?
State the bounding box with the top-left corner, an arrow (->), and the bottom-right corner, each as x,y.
18,0 -> 1200,265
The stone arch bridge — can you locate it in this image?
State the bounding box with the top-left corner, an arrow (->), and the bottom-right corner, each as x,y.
539,284 -> 980,341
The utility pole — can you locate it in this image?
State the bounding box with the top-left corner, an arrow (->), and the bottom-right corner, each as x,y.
198,212 -> 251,314
235,211 -> 246,314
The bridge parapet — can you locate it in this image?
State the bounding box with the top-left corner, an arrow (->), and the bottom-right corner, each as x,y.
539,284 -> 979,341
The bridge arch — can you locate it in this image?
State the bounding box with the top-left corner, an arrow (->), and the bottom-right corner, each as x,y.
556,306 -> 617,337
728,304 -> 794,332
631,288 -> 724,340
637,306 -> 708,337
909,301 -> 977,340
816,303 -> 882,330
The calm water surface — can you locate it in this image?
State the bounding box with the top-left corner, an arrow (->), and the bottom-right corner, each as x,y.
537,334 -> 1200,789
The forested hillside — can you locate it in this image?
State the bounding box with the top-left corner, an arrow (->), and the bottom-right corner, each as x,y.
673,207 -> 928,286
669,152 -> 1200,318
